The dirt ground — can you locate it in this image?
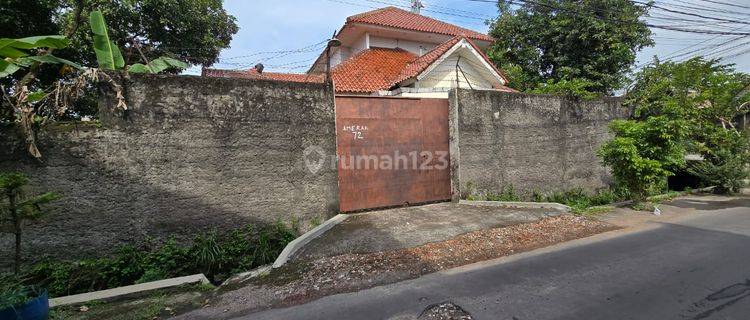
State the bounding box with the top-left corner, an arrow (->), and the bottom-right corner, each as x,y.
177,214 -> 616,319
294,202 -> 561,261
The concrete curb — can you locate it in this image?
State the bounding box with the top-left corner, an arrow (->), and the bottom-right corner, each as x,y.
221,265 -> 273,288
272,214 -> 349,268
49,274 -> 210,307
610,187 -> 717,208
458,200 -> 572,213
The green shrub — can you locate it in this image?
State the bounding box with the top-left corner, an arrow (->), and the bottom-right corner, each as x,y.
598,118 -> 687,201
474,186 -> 623,214
687,129 -> 749,194
18,222 -> 298,297
688,149 -> 748,194
530,188 -> 621,214
0,275 -> 41,310
486,185 -> 521,202
590,189 -> 618,206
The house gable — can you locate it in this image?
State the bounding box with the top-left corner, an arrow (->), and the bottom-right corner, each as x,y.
413,38 -> 507,88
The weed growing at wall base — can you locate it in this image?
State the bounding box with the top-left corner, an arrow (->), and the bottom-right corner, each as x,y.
466,186 -> 624,214
16,221 -> 298,298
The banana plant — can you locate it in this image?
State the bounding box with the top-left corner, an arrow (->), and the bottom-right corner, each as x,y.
128,56 -> 188,74
89,10 -> 125,70
89,10 -> 187,73
0,36 -> 83,78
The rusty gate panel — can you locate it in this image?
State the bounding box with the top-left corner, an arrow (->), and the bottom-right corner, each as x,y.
335,96 -> 451,212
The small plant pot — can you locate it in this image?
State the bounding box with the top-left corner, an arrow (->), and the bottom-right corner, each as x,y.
0,290 -> 49,320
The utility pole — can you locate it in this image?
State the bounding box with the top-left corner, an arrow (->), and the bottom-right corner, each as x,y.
410,0 -> 424,14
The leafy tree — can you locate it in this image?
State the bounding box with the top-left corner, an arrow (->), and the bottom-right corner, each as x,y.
601,57 -> 750,196
0,0 -> 59,38
0,172 -> 59,274
1,11 -> 187,158
630,58 -> 750,192
528,78 -> 600,99
488,0 -> 653,94
1,0 -> 238,120
61,0 -> 238,67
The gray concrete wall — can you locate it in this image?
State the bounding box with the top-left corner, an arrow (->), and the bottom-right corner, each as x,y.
0,74 -> 338,266
449,89 -> 630,198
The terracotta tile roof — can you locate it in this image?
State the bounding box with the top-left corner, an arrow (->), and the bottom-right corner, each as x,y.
330,47 -> 418,93
202,68 -> 323,83
347,7 -> 494,42
203,37 -> 515,93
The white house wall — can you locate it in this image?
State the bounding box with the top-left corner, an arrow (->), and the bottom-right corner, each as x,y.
417,50 -> 496,89
368,35 -> 437,56
352,33 -> 369,56
330,46 -> 351,69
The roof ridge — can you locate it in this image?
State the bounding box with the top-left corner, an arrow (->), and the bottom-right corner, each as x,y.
346,6 -> 492,41
346,6 -> 397,22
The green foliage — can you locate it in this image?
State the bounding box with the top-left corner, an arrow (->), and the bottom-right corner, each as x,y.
529,78 -> 601,99
89,10 -> 124,70
20,222 -> 298,297
63,0 -> 238,67
486,185 -> 521,201
488,0 -> 653,94
0,0 -> 59,39
617,57 -> 750,195
128,57 -> 189,74
469,185 -> 621,214
88,10 -> 186,74
688,148 -> 748,194
3,0 -> 237,119
0,275 -> 36,310
543,188 -> 619,213
598,117 -> 687,201
1,172 -> 60,273
0,172 -> 61,221
630,201 -> 656,212
0,35 -> 81,78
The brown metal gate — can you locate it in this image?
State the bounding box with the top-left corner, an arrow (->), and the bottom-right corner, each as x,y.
335,96 -> 451,212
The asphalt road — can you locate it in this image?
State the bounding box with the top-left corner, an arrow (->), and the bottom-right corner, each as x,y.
239,197 -> 750,320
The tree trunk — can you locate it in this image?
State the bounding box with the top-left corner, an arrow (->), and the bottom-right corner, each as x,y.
8,191 -> 21,274
14,227 -> 21,275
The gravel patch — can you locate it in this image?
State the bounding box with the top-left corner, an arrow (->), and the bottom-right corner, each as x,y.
418,302 -> 473,320
177,215 -> 617,319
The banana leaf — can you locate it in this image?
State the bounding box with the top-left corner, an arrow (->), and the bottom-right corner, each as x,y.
128,56 -> 189,74
24,54 -> 83,70
0,35 -> 69,59
89,10 -> 124,70
0,59 -> 21,78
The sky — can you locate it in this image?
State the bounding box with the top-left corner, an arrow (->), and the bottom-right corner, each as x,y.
183,0 -> 750,76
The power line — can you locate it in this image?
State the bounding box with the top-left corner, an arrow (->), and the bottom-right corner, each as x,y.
219,40 -> 328,62
695,0 -> 750,11
365,0 -> 485,20
660,0 -> 750,18
465,0 -> 750,35
632,0 -> 750,25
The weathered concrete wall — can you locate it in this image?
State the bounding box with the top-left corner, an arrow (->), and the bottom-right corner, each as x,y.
449,89 -> 630,198
0,74 -> 338,266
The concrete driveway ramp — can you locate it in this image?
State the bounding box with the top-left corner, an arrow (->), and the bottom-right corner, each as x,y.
291,202 -> 563,262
